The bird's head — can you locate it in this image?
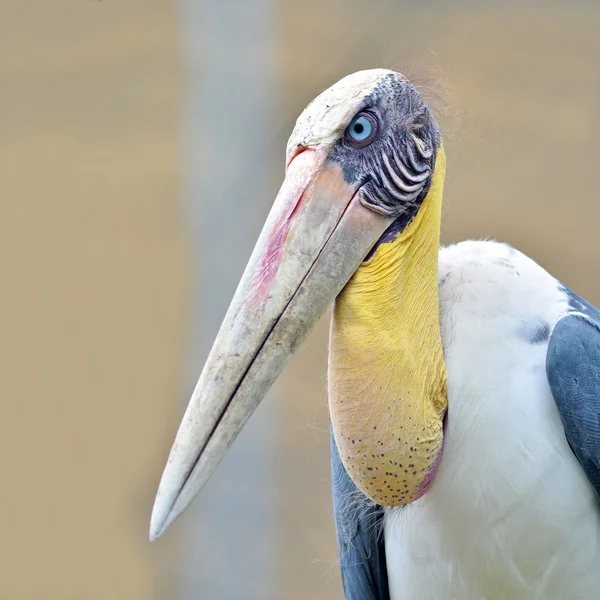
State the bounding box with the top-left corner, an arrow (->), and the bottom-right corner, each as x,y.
150,69 -> 445,540
286,69 -> 441,222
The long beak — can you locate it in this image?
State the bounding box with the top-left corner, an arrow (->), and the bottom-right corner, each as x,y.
150,148 -> 393,540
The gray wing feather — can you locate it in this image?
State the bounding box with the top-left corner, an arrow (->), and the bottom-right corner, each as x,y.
546,288 -> 600,501
331,432 -> 390,600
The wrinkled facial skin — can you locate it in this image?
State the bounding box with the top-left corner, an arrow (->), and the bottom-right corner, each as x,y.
329,73 -> 441,251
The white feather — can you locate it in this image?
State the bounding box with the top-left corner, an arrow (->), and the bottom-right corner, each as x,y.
385,240 -> 600,600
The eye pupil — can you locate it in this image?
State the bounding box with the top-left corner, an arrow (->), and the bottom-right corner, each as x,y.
354,123 -> 364,134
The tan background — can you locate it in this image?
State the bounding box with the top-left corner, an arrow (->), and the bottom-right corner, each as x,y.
1,1 -> 599,599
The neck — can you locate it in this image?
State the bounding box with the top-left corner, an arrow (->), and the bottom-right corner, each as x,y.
328,149 -> 447,506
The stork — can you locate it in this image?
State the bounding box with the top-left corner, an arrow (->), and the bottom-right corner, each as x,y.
150,69 -> 600,599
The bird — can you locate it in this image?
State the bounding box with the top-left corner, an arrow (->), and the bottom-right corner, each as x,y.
149,69 -> 600,599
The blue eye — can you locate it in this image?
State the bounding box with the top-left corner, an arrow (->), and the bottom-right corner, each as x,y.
345,112 -> 378,147
349,116 -> 371,140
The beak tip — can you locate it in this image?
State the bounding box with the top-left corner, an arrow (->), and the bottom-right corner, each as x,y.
149,477 -> 186,542
149,445 -> 202,542
149,509 -> 164,542
149,489 -> 171,542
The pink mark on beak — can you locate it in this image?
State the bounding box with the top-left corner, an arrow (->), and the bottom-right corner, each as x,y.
248,149 -> 320,307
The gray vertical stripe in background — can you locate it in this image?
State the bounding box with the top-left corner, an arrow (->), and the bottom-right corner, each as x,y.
177,1 -> 279,598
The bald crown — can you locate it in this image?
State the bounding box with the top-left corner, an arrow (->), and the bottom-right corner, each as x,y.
286,69 -> 406,164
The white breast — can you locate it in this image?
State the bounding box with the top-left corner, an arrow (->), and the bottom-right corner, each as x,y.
385,240 -> 600,600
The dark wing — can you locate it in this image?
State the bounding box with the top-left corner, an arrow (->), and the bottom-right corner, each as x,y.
546,287 -> 600,501
331,432 -> 390,600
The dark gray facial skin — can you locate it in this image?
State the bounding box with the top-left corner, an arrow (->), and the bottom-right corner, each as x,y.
327,74 -> 441,256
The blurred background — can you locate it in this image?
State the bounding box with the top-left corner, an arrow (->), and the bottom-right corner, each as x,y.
2,1 -> 600,598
